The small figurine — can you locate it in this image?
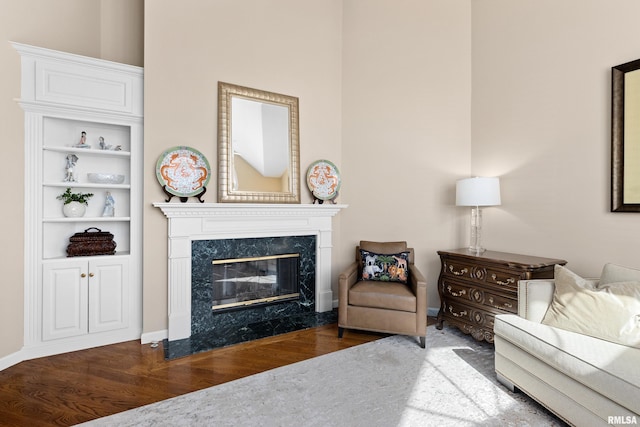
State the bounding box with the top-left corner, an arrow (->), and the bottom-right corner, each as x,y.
102,191 -> 115,217
63,154 -> 79,182
74,131 -> 90,148
99,136 -> 122,151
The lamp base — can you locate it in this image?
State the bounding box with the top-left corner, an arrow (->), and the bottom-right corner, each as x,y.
467,246 -> 486,254
468,207 -> 485,254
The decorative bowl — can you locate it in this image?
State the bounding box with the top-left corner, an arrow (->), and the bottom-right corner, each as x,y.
87,173 -> 125,184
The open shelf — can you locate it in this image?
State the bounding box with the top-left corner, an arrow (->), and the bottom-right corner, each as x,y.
43,182 -> 131,190
43,217 -> 131,223
43,146 -> 131,158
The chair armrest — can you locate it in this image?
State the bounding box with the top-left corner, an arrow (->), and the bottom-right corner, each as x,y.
339,261 -> 359,290
518,278 -> 598,322
409,264 -> 428,334
338,261 -> 359,325
409,263 -> 427,292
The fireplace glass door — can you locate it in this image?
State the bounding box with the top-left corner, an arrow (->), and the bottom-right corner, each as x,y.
211,253 -> 300,310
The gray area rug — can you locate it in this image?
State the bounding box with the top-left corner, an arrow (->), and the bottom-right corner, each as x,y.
79,325 -> 565,426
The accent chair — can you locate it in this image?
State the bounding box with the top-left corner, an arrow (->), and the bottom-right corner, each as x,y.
338,241 -> 428,347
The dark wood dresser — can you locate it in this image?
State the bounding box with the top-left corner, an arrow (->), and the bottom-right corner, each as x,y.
436,249 -> 566,343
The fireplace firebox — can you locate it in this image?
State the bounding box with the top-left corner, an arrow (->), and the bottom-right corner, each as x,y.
212,254 -> 300,311
190,236 -> 317,339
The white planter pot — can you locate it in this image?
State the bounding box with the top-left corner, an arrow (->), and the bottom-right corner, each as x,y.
62,201 -> 87,217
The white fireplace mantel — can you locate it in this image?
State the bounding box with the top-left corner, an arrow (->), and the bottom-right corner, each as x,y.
154,202 -> 347,341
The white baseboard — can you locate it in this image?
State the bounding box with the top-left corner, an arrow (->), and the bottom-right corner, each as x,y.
1,330 -> 144,372
0,350 -> 24,372
141,329 -> 168,344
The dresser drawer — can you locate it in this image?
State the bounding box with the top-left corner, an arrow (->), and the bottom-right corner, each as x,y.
443,299 -> 496,329
485,267 -> 521,289
473,288 -> 516,313
444,259 -> 523,290
442,299 -> 472,322
443,259 -> 473,279
441,278 -> 517,314
441,280 -> 471,299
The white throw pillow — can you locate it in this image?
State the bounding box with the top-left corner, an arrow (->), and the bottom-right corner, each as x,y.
542,264 -> 640,348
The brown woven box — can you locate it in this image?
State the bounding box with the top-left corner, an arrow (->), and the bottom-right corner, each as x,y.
66,227 -> 117,257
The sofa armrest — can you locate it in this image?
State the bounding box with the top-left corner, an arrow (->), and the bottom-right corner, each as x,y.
518,278 -> 599,323
518,280 -> 556,323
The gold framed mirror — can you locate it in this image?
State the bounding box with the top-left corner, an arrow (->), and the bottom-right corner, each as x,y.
612,58 -> 640,212
218,82 -> 300,203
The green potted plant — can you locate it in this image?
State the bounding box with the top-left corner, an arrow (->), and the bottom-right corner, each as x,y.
57,187 -> 94,217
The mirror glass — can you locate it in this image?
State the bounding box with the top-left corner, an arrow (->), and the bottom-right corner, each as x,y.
612,59 -> 640,211
218,82 -> 300,203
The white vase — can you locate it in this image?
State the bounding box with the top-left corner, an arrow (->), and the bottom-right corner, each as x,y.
63,201 -> 87,217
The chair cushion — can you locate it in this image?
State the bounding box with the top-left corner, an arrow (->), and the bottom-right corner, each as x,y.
348,280 -> 416,312
360,249 -> 410,284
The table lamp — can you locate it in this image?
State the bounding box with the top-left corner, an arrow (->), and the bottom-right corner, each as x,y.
456,177 -> 501,253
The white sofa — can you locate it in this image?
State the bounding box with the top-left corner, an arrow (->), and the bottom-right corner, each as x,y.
494,278 -> 640,426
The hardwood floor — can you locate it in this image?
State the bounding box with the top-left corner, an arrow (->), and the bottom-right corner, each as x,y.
0,323 -> 398,426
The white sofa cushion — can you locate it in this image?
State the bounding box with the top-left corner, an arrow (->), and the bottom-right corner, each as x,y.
600,263 -> 640,285
541,265 -> 640,348
495,314 -> 640,415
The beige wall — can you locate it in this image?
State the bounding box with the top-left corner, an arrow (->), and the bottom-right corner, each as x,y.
340,0 -> 471,312
100,0 -> 144,67
0,0 -> 143,360
471,0 -> 640,277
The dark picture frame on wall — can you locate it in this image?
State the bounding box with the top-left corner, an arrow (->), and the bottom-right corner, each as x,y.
612,58 -> 640,212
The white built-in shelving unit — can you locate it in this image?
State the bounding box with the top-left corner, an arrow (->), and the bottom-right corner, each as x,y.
14,42 -> 143,358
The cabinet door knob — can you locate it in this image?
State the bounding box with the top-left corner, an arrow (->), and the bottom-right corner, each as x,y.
89,272 -> 95,278
81,273 -> 87,278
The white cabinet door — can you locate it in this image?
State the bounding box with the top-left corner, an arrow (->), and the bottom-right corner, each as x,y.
89,258 -> 129,333
42,258 -> 129,341
42,260 -> 88,341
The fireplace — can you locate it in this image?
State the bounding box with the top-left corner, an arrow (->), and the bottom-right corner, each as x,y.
154,203 -> 346,343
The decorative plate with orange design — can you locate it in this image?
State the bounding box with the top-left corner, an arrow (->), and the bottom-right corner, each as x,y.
306,159 -> 341,201
156,146 -> 211,197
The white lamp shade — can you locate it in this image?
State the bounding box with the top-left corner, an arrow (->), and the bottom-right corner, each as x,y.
456,177 -> 501,207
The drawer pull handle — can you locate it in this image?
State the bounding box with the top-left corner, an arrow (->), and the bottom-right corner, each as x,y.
449,266 -> 468,276
448,307 -> 467,317
488,296 -> 513,309
491,274 -> 515,285
447,285 -> 466,297
81,273 -> 86,278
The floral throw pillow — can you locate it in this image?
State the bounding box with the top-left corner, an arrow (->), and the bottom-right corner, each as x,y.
360,249 -> 410,284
